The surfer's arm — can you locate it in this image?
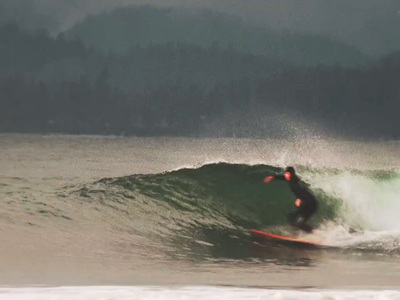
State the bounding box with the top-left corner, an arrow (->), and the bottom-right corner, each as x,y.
264,175 -> 285,183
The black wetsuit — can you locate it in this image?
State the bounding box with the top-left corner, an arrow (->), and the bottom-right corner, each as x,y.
274,174 -> 318,233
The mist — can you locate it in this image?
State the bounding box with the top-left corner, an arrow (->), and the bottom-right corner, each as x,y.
3,0 -> 400,56
1,0 -> 400,139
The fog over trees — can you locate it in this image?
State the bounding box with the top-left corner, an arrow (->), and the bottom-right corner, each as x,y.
2,0 -> 400,56
1,4 -> 400,138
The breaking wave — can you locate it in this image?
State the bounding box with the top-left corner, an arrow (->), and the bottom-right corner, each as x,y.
74,162 -> 400,254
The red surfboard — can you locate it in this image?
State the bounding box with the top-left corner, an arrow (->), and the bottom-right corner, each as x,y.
250,229 -> 321,247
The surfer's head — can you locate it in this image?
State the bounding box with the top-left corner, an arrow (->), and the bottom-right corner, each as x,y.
285,166 -> 295,174
284,166 -> 295,181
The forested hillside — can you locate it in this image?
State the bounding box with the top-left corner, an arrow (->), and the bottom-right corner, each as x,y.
1,5 -> 399,138
67,6 -> 367,66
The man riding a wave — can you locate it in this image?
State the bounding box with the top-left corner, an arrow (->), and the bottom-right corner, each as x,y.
264,166 -> 318,233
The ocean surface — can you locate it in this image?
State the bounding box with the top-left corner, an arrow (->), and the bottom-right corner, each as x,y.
1,134 -> 400,299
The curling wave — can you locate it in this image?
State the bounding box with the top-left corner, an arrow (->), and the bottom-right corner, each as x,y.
74,162 -> 400,253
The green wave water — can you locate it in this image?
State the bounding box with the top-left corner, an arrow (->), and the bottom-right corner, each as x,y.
3,135 -> 400,287
76,162 -> 400,255
84,164 -> 337,229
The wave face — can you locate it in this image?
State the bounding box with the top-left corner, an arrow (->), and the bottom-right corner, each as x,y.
3,135 -> 400,287
77,162 -> 400,254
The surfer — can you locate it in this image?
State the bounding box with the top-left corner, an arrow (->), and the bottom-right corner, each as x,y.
264,166 -> 318,233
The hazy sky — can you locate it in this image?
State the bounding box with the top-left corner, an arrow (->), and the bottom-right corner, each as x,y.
2,0 -> 400,56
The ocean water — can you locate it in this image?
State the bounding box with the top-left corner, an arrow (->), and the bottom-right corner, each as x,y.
1,134 -> 400,299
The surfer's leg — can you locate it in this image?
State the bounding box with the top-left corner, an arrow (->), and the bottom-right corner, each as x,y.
287,197 -> 308,229
296,202 -> 317,233
287,209 -> 300,227
296,221 -> 313,233
287,208 -> 310,233
288,213 -> 313,233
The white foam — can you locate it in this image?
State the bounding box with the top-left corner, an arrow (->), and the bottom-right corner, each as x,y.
1,286 -> 400,300
301,170 -> 400,249
308,170 -> 400,230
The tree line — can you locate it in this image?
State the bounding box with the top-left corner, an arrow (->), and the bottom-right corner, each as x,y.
1,23 -> 399,138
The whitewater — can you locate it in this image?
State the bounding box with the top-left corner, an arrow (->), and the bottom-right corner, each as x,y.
1,134 -> 400,299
